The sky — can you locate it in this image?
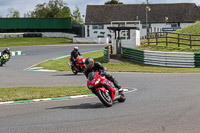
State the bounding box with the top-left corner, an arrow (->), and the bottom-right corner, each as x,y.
0,0 -> 199,18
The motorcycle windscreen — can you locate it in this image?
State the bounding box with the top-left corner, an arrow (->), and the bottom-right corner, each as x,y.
88,72 -> 96,81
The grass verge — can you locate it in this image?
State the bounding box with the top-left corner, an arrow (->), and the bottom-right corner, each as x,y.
103,62 -> 200,73
0,37 -> 73,47
36,50 -> 104,71
36,50 -> 200,73
0,86 -> 90,102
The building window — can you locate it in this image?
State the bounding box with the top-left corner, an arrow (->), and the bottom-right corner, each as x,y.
92,25 -> 104,29
99,25 -> 104,29
92,25 -> 98,29
171,23 -> 178,27
142,24 -> 151,29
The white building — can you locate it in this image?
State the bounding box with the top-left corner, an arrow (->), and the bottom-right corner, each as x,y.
84,3 -> 200,42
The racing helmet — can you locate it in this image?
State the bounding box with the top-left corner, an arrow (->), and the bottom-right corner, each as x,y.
6,47 -> 10,51
85,57 -> 94,70
74,46 -> 78,51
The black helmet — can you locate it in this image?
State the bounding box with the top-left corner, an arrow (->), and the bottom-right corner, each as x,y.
85,57 -> 94,70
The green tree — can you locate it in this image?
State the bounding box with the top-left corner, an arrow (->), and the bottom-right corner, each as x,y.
71,6 -> 83,24
105,0 -> 123,4
7,8 -> 20,18
25,0 -> 71,18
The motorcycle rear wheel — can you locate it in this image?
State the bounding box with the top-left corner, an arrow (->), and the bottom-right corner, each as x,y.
96,89 -> 113,107
0,60 -> 3,66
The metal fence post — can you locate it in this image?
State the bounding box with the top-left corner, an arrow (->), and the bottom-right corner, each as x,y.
156,32 -> 158,45
166,32 -> 168,46
178,34 -> 180,47
190,35 -> 192,49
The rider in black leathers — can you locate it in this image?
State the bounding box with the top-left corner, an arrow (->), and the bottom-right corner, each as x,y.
71,46 -> 81,67
84,57 -> 122,92
1,48 -> 11,60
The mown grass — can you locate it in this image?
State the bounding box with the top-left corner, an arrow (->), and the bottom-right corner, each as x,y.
36,50 -> 200,73
0,37 -> 73,47
103,62 -> 200,73
0,86 -> 90,102
138,21 -> 200,52
36,50 -> 104,71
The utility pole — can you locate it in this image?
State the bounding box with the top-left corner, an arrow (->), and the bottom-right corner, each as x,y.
146,0 -> 150,38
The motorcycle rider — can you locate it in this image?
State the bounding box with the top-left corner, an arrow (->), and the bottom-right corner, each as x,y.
84,57 -> 123,93
70,46 -> 82,67
1,48 -> 11,61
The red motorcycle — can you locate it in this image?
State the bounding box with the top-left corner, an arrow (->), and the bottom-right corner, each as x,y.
68,56 -> 86,75
87,71 -> 126,107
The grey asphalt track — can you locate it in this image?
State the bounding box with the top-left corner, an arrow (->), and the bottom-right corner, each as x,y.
0,44 -> 106,87
1,45 -> 200,133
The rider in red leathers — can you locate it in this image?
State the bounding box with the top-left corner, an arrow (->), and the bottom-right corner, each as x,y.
84,57 -> 123,93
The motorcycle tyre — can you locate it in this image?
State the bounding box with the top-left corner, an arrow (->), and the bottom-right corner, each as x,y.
72,70 -> 78,75
0,60 -> 3,66
118,93 -> 126,103
96,89 -> 113,107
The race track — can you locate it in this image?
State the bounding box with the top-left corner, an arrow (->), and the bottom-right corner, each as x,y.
1,45 -> 200,133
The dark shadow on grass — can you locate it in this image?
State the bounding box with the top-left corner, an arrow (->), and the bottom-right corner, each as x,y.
47,103 -> 106,110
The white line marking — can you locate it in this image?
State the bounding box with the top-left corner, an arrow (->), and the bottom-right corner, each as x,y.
34,69 -> 57,72
70,95 -> 88,99
33,98 -> 52,102
123,88 -> 138,93
0,101 -> 14,104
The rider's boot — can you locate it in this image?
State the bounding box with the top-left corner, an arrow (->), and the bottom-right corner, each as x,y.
113,82 -> 123,94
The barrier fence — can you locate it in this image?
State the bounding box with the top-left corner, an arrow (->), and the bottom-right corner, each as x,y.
0,51 -> 23,56
147,32 -> 200,48
103,46 -> 110,63
122,47 -> 200,68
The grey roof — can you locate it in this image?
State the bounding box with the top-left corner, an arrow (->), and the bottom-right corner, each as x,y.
85,3 -> 200,25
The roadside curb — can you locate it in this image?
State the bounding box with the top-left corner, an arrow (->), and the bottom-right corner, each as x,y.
0,51 -> 23,56
0,88 -> 131,105
0,94 -> 95,105
11,51 -> 23,56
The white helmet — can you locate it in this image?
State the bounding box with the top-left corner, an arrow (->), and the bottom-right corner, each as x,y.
6,48 -> 10,51
74,46 -> 78,51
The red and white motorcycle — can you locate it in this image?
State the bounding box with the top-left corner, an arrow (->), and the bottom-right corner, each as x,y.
87,71 -> 126,107
68,56 -> 86,75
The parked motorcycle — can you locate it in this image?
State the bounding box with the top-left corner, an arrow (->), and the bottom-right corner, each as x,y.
87,71 -> 126,107
68,56 -> 86,75
0,54 -> 9,66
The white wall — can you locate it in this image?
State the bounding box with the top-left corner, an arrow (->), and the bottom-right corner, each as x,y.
0,33 -> 23,38
85,24 -> 112,39
85,23 -> 194,39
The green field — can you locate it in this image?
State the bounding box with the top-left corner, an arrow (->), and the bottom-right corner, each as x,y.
138,21 -> 200,52
0,37 -> 72,47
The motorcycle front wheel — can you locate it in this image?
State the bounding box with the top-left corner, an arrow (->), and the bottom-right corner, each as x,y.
72,69 -> 78,75
96,89 -> 113,107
